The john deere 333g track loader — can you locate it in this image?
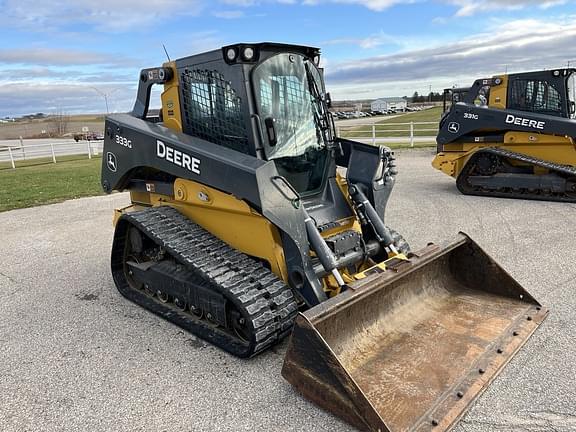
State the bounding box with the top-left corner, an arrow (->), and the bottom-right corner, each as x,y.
101,43 -> 547,431
434,68 -> 576,201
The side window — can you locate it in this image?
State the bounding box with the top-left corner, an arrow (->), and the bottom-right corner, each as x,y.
474,86 -> 490,107
180,69 -> 250,154
509,79 -> 563,117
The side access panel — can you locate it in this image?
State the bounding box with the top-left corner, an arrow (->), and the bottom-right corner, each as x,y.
282,234 -> 547,432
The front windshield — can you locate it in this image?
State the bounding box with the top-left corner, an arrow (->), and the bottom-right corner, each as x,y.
253,53 -> 329,194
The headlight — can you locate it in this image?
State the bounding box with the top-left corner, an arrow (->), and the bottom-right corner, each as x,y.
226,48 -> 237,62
242,47 -> 255,61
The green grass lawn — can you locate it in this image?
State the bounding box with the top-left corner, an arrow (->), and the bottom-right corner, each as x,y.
0,112 -> 440,212
340,107 -> 443,140
0,156 -> 104,212
376,106 -> 443,124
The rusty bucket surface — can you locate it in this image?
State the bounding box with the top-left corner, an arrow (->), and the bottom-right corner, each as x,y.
282,234 -> 547,432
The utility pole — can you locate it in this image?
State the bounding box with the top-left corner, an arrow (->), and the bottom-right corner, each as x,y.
429,85 -> 432,102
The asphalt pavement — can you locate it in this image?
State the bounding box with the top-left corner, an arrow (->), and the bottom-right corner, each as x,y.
1,149 -> 575,431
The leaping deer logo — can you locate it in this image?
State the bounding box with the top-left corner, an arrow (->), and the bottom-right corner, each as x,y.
107,152 -> 117,172
448,122 -> 460,133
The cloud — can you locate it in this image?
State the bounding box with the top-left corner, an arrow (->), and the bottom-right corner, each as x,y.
0,0 -> 570,34
443,0 -> 569,16
0,29 -> 228,116
0,68 -> 134,83
0,68 -> 75,81
323,31 -> 399,49
0,0 -> 568,35
303,0 -> 413,11
219,0 -> 258,5
165,31 -> 226,59
0,0 -> 203,32
325,17 -> 576,98
0,46 -> 139,116
306,0 -> 571,13
212,10 -> 245,18
0,48 -> 135,67
211,0 -> 571,14
0,82 -> 136,116
218,0 -> 413,10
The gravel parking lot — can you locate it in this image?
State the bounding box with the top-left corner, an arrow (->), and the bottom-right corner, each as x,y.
1,149 -> 575,431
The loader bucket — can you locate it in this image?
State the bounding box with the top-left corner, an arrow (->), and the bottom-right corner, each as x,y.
282,234 -> 547,432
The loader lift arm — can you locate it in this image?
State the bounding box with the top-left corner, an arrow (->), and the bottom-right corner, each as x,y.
437,103 -> 576,148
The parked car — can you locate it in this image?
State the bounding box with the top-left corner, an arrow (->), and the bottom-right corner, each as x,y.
74,131 -> 104,142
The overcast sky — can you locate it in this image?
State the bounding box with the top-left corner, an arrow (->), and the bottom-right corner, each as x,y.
0,0 -> 574,116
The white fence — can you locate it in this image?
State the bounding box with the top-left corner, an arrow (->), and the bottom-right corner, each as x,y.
336,121 -> 438,147
0,121 -> 438,169
0,140 -> 104,169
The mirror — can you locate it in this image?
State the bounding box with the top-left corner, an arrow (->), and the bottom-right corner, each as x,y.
325,92 -> 332,108
264,117 -> 277,146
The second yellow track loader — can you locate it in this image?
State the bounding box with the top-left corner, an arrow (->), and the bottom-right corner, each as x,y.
434,69 -> 576,201
101,43 -> 547,431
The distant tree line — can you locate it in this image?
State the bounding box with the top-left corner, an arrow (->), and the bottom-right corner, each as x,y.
411,92 -> 443,103
19,113 -> 47,120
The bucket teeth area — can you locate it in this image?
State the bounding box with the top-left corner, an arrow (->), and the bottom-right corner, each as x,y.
282,235 -> 547,432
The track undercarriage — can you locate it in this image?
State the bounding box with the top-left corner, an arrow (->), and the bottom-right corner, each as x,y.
457,147 -> 576,202
111,206 -> 298,358
111,206 -> 413,357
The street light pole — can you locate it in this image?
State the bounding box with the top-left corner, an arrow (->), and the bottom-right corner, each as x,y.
90,87 -> 118,114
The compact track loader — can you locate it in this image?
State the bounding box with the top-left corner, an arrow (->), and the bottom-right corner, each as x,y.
434,69 -> 576,201
101,43 -> 547,431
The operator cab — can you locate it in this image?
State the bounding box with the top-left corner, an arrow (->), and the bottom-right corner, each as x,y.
442,87 -> 469,113
162,43 -> 335,196
129,42 -> 350,224
507,69 -> 576,118
454,69 -> 576,119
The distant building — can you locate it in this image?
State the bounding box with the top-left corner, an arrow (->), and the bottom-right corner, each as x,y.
371,98 -> 407,112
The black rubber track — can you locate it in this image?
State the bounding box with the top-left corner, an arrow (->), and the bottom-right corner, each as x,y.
456,147 -> 576,202
111,206 -> 298,358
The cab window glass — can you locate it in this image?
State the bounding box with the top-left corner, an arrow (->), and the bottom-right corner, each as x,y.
509,79 -> 563,117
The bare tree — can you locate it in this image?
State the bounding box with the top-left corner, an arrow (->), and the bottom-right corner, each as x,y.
51,109 -> 70,137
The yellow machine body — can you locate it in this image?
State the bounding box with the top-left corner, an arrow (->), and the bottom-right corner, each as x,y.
116,172 -> 387,296
433,133 -> 576,179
